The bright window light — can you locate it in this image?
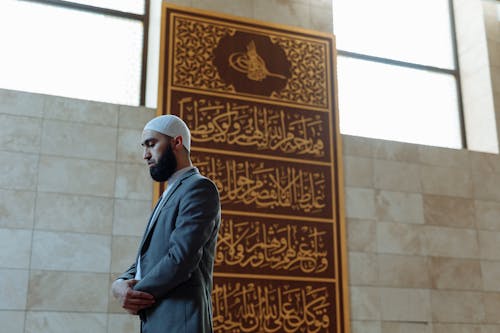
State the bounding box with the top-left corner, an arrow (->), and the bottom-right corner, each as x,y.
337,56 -> 462,149
0,1 -> 143,106
333,0 -> 463,148
333,0 -> 455,69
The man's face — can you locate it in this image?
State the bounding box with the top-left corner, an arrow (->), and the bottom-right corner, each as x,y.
141,130 -> 177,182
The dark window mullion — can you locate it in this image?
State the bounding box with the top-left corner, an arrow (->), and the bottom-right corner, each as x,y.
19,0 -> 145,21
140,0 -> 150,106
448,0 -> 467,148
337,50 -> 458,76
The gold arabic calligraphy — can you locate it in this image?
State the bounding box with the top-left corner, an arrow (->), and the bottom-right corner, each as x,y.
177,93 -> 327,159
213,280 -> 332,333
229,41 -> 287,81
193,154 -> 328,215
216,218 -> 330,274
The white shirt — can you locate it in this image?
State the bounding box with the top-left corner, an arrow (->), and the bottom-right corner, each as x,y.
134,166 -> 195,280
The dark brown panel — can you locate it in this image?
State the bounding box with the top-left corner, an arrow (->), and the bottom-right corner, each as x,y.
212,277 -> 336,333
192,151 -> 334,219
215,213 -> 335,278
159,4 -> 350,332
169,14 -> 330,108
171,90 -> 331,162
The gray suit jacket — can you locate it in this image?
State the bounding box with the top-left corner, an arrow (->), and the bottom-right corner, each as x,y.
119,168 -> 221,333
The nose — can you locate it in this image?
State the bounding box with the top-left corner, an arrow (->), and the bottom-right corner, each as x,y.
143,148 -> 151,160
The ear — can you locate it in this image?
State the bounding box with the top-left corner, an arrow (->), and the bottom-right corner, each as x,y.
172,135 -> 184,151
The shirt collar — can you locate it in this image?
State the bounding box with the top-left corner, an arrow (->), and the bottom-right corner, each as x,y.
163,166 -> 196,195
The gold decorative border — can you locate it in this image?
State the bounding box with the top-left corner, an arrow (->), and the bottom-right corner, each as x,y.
157,3 -> 350,332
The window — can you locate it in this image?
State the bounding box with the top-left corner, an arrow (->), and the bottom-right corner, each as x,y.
0,0 -> 149,106
333,0 -> 464,149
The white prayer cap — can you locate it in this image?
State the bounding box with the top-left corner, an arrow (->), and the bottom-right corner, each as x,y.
143,115 -> 191,151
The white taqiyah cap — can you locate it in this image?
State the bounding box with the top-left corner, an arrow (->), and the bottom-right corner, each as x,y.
143,115 -> 191,151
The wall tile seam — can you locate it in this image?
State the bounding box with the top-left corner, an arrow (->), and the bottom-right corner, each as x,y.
24,308 -> 112,314
34,192 -> 118,200
342,153 -> 373,160
348,284 -> 433,290
375,188 -> 425,197
374,159 -> 460,178
0,227 -> 34,233
356,185 -> 429,197
374,250 -> 480,261
43,95 -> 122,112
469,170 -> 500,178
345,137 -> 465,161
26,268 -> 114,275
347,217 -> 378,222
362,252 -> 435,264
0,148 -> 40,160
0,267 -> 30,272
37,152 -> 123,164
107,122 -> 118,315
33,190 -> 117,200
39,118 -> 119,128
420,222 -> 480,236
427,315 -> 490,325
343,138 -> 498,168
41,117 -> 121,131
0,113 -> 45,123
429,284 -> 483,293
42,103 -> 120,128
376,219 -> 429,227
0,148 -> 41,156
27,269 -> 110,276
118,105 -> 153,112
0,88 -> 110,110
475,226 -> 500,232
422,222 -> 481,231
0,224 -> 36,231
116,124 -> 152,131
0,150 -> 40,158
419,190 -> 473,201
418,160 -> 475,172
0,110 -> 44,120
344,149 -> 420,163
117,110 -> 155,129
23,310 -> 110,315
374,219 -> 425,226
110,235 -> 143,242
30,228 -> 114,238
349,283 -> 494,296
0,187 -> 36,194
351,286 -> 432,293
379,319 -> 430,323
23,140 -> 42,328
29,228 -> 114,236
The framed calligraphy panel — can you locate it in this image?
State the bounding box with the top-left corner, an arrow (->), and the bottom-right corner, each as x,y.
156,3 -> 350,332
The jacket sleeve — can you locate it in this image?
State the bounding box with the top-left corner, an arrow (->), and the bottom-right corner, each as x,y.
117,261 -> 137,281
133,177 -> 220,299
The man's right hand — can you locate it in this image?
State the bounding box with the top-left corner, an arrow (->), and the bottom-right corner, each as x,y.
112,279 -> 155,315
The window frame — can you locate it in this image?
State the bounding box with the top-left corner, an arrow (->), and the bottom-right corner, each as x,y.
333,0 -> 467,148
20,0 -> 150,106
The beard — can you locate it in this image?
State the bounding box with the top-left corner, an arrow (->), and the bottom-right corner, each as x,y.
149,145 -> 177,182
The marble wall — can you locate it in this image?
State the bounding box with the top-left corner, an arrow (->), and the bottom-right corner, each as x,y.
0,91 -> 154,332
0,0 -> 499,332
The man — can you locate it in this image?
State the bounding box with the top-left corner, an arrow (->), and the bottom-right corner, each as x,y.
112,115 -> 221,333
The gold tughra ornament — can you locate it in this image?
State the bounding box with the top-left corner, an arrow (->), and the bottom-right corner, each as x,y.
229,41 -> 287,81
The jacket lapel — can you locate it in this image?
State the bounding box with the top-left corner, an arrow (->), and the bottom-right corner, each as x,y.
138,168 -> 198,253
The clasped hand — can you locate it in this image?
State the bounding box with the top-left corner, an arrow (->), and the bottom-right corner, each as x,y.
112,279 -> 155,315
